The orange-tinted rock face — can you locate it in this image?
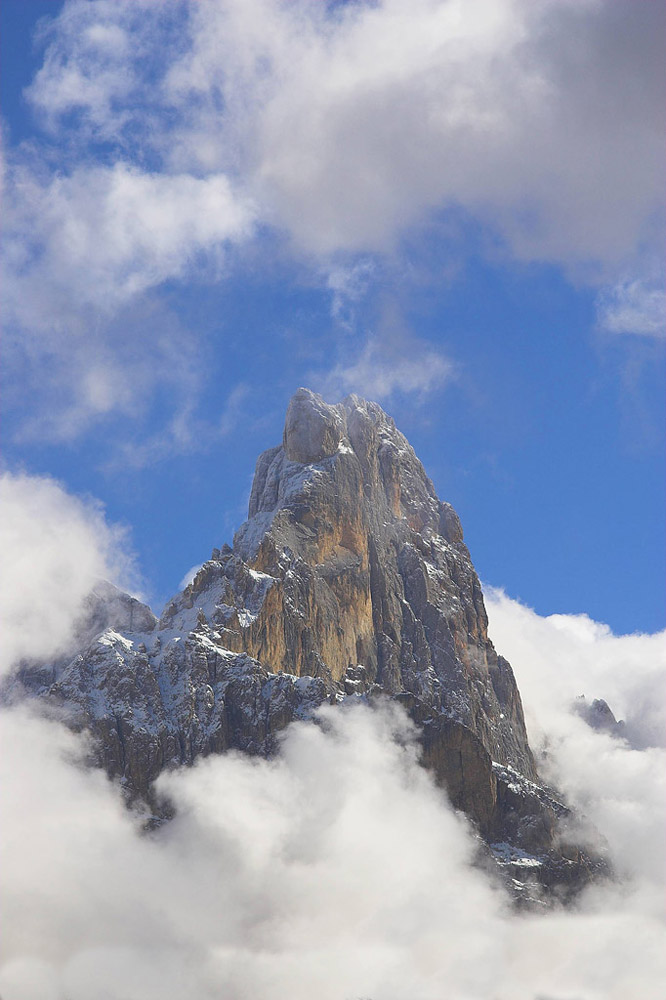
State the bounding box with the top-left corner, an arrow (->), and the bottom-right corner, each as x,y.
223,389 -> 536,780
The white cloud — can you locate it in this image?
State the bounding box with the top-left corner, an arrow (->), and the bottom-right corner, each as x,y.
485,588 -> 666,751
28,0 -> 660,270
597,277 -> 666,338
11,0 -> 664,303
318,334 -> 454,403
325,258 -> 376,328
3,161 -> 254,324
26,0 -> 172,142
1,694 -> 665,999
0,472 -> 137,676
4,0 -> 664,440
486,589 -> 666,888
2,292 -> 202,444
0,565 -> 665,996
178,563 -> 203,590
1,152 -> 254,441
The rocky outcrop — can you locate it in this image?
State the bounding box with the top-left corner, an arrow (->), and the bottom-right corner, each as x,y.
574,695 -> 626,737
8,388 -> 602,897
283,386 -> 345,462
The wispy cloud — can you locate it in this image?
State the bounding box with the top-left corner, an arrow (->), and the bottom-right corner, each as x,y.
597,277 -> 666,338
178,563 -> 204,591
3,295 -> 201,446
317,334 -> 454,404
104,382 -> 251,471
323,258 -> 376,328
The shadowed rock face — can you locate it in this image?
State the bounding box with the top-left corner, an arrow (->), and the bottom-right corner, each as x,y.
574,695 -> 626,738
283,387 -> 344,463
8,388 -> 603,896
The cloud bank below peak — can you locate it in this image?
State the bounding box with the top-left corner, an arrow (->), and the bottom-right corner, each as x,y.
1,643 -> 665,999
0,472 -> 664,998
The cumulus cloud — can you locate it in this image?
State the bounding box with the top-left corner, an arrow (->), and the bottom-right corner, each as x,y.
3,0 -> 664,440
486,589 -> 666,889
3,56 -> 253,440
2,158 -> 244,442
242,0 -> 664,267
1,578 -> 665,997
4,162 -> 254,323
1,158 -> 254,436
1,694 -> 665,1000
0,472 -> 137,675
486,587 -> 666,751
24,0 -> 664,269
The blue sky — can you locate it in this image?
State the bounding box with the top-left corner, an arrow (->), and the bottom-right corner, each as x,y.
1,0 -> 664,635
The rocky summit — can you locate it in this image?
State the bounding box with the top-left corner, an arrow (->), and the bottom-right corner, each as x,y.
10,389 -> 604,900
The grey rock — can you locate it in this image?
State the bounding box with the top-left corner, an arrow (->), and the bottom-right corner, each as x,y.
574,695 -> 626,737
78,580 -> 158,639
283,387 -> 344,463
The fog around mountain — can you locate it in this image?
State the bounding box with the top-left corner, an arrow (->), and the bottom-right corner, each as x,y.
1,462 -> 664,1000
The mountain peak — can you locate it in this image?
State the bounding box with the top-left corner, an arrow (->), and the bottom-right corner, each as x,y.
281,387 -> 404,466
8,388 -> 606,900
248,388 -> 456,547
282,387 -> 344,463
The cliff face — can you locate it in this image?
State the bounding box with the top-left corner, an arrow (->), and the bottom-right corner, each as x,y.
10,389 -> 600,895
